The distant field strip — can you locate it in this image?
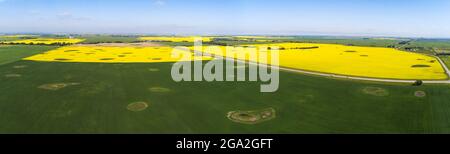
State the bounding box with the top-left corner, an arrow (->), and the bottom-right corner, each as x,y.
139,36 -> 213,42
2,38 -> 84,45
195,43 -> 448,80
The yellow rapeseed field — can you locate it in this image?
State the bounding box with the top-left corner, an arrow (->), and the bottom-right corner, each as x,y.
0,35 -> 38,38
194,43 -> 448,80
24,46 -> 211,63
4,38 -> 84,44
139,36 -> 213,42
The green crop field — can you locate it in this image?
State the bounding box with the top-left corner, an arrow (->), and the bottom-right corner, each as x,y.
0,45 -> 57,65
1,44 -> 450,133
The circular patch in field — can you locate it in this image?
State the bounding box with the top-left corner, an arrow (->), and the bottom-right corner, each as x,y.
118,55 -> 126,57
38,83 -> 80,91
227,108 -> 276,124
362,87 -> 389,96
149,87 -> 171,93
4,74 -> 21,78
13,65 -> 27,69
344,50 -> 357,53
148,68 -> 160,72
414,91 -> 427,98
127,102 -> 149,112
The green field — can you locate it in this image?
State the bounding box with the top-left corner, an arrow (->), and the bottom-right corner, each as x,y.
1,44 -> 450,133
440,56 -> 450,68
0,45 -> 57,65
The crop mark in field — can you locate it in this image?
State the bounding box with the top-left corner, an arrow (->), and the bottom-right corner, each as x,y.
49,110 -> 73,118
414,91 -> 427,98
54,58 -> 72,61
298,94 -> 315,103
127,102 -> 149,112
38,83 -> 80,91
76,82 -> 110,96
13,65 -> 27,69
227,108 -> 276,124
362,87 -> 389,96
99,58 -> 115,61
148,68 -> 160,72
4,74 -> 22,78
149,87 -> 171,93
411,64 -> 431,68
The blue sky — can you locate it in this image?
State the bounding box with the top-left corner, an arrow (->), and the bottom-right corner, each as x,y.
0,0 -> 449,38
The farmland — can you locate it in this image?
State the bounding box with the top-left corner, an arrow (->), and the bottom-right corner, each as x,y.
139,36 -> 214,42
1,35 -> 450,133
1,38 -> 84,45
195,43 -> 448,80
1,59 -> 450,133
24,45 -> 211,63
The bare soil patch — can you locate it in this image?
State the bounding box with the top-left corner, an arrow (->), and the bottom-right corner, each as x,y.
4,74 -> 22,78
415,91 -> 427,98
54,58 -> 72,61
127,102 -> 149,112
13,65 -> 27,69
227,108 -> 276,124
411,64 -> 431,68
149,87 -> 171,93
362,87 -> 389,96
148,68 -> 160,72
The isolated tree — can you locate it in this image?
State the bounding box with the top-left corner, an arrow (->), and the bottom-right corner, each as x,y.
413,80 -> 423,86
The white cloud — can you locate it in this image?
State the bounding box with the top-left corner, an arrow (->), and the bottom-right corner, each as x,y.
153,0 -> 166,6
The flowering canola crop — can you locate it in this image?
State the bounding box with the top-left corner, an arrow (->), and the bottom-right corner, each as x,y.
24,46 -> 211,63
194,43 -> 447,80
